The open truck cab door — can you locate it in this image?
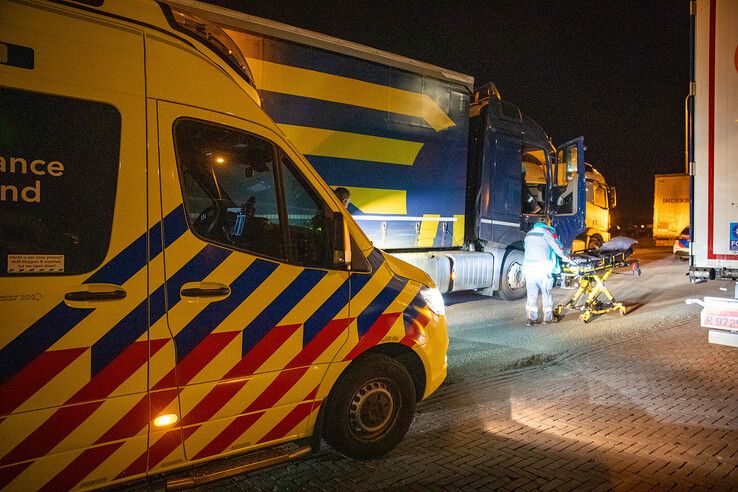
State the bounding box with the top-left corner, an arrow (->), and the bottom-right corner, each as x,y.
550,137 -> 586,249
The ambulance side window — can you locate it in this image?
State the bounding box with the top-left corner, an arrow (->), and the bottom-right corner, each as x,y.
280,154 -> 332,267
175,119 -> 336,268
175,119 -> 284,260
0,87 -> 120,276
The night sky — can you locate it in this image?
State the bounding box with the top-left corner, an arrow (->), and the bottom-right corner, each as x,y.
203,0 -> 690,224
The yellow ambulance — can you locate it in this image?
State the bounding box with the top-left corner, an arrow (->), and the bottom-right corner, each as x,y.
0,1 -> 448,489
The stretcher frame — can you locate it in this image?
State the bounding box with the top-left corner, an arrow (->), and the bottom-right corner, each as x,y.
554,249 -> 641,322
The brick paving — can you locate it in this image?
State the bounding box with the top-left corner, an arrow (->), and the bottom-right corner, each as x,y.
186,317 -> 738,491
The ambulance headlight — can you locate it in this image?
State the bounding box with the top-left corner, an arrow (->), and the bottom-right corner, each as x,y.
420,287 -> 445,316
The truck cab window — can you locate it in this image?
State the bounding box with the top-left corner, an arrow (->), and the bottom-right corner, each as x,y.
174,119 -> 284,260
555,146 -> 579,215
522,149 -> 547,214
593,183 -> 608,209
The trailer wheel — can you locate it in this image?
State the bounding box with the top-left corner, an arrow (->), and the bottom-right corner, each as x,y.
323,354 -> 416,459
498,249 -> 526,300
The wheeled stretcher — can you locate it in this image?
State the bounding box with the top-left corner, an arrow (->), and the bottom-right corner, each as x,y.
554,247 -> 641,322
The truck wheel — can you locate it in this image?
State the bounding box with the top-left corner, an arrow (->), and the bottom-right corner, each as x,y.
588,236 -> 603,249
498,249 -> 526,300
323,354 -> 416,459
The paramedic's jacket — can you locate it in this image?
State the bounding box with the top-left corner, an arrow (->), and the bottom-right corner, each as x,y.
523,222 -> 569,275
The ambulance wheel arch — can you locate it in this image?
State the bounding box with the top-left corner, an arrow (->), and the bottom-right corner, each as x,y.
321,352 -> 418,458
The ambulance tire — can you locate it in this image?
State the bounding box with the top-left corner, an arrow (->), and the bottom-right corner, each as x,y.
498,249 -> 526,300
323,353 -> 416,459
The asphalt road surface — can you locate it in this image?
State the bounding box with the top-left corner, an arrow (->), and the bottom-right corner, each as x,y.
140,245 -> 737,491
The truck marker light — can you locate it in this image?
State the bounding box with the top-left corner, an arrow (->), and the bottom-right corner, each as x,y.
153,413 -> 179,427
215,157 -> 225,164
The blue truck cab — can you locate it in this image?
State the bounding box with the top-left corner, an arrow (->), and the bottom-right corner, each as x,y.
466,84 -> 586,298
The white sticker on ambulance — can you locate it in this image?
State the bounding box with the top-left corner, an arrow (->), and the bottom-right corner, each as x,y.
8,254 -> 64,273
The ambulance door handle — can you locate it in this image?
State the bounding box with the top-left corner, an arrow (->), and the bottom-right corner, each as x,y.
65,285 -> 127,302
180,282 -> 231,299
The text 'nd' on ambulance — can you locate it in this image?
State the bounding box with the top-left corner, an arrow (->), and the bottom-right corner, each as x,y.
0,1 -> 449,490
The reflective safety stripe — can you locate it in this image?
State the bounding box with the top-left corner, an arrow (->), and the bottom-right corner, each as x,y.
357,276 -> 408,337
241,269 -> 326,355
0,206 -> 188,385
91,245 -> 231,376
1,198 -> 429,492
174,259 -> 278,362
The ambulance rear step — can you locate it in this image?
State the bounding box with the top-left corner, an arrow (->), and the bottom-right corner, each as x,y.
166,442 -> 312,490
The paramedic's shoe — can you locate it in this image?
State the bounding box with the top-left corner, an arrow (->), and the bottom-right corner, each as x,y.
542,317 -> 556,325
526,318 -> 536,327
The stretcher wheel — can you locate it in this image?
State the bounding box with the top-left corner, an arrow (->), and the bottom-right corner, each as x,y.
580,312 -> 592,323
554,305 -> 563,317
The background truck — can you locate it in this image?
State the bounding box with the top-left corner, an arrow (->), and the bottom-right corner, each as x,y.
687,0 -> 738,348
580,163 -> 617,250
652,173 -> 690,245
168,1 -> 588,300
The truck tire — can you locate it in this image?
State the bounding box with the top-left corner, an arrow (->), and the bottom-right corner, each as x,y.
323,354 -> 416,459
588,235 -> 603,249
498,249 -> 526,300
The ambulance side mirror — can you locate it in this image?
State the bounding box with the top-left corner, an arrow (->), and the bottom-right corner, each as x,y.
331,212 -> 352,269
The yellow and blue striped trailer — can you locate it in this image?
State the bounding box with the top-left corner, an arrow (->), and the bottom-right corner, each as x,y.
0,1 -> 448,490
164,1 -> 589,301
169,0 -> 475,252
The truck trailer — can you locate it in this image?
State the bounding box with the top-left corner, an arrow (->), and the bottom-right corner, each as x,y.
687,0 -> 738,347
652,173 -> 690,245
167,0 -> 588,300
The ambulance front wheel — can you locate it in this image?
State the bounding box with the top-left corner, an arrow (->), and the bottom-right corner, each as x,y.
323,353 -> 416,459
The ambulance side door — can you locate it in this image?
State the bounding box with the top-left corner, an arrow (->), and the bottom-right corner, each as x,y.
153,101 -> 351,465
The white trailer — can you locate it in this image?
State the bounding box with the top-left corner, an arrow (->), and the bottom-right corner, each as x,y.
688,0 -> 738,347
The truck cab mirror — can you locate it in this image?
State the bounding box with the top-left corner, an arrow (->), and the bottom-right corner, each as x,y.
331,211 -> 352,269
609,186 -> 617,208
